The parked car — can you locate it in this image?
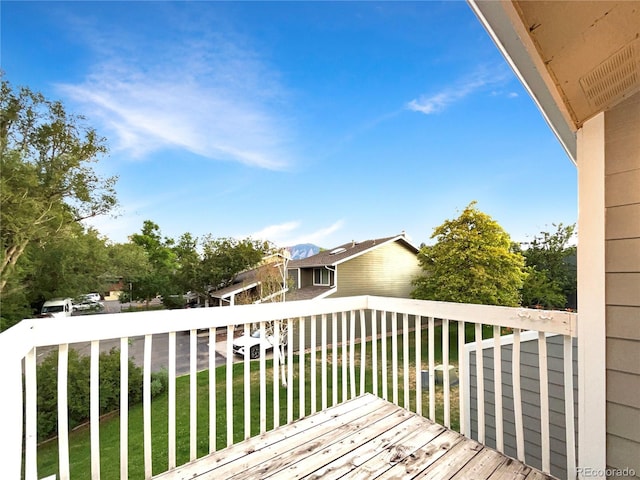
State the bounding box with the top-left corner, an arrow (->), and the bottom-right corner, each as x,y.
72,298 -> 105,313
232,329 -> 276,359
84,293 -> 101,302
40,298 -> 73,318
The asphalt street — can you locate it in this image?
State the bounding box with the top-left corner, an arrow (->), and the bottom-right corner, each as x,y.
36,300 -> 229,375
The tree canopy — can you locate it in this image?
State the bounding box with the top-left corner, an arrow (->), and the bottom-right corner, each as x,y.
521,223 -> 576,309
0,79 -> 118,294
411,202 -> 526,307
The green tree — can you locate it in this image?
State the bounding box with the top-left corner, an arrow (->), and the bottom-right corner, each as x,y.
521,223 -> 577,309
412,202 -> 526,306
0,79 -> 118,295
201,236 -> 273,291
25,225 -> 110,301
129,221 -> 178,305
173,232 -> 203,299
1,224 -> 112,329
105,241 -> 151,304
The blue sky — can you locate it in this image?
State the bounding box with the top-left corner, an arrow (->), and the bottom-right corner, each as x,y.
2,1 -> 577,249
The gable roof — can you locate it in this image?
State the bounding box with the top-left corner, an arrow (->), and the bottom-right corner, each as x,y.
209,262 -> 282,300
288,234 -> 418,269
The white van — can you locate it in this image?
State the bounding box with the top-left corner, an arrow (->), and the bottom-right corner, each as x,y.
40,298 -> 73,318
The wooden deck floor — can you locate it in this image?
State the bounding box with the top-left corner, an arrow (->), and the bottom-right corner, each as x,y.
155,394 -> 556,480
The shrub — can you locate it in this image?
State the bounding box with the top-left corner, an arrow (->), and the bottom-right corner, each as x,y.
150,368 -> 169,399
36,347 -> 144,442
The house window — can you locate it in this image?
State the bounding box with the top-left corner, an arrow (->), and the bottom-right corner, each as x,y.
313,268 -> 330,286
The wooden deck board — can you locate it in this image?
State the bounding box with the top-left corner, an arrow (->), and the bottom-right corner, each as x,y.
153,394 -> 558,480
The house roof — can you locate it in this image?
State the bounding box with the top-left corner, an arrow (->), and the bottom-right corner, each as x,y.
288,234 -> 418,269
209,263 -> 282,299
286,285 -> 335,301
468,1 -> 640,164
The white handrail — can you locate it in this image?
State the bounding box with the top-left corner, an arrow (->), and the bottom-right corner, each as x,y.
0,295 -> 578,479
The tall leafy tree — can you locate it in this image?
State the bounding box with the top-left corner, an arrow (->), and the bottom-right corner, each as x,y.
521,223 -> 577,309
173,232 -> 204,299
201,236 -> 273,291
105,242 -> 151,303
0,79 -> 118,294
412,202 -> 526,307
129,221 -> 178,304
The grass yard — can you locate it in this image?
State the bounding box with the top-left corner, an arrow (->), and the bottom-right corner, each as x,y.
35,323 -> 486,479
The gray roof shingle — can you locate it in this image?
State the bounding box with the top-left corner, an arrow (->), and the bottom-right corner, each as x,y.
287,234 -> 417,269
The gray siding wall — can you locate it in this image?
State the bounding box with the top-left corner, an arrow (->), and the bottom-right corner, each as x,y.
468,334 -> 578,480
604,91 -> 640,477
332,241 -> 421,298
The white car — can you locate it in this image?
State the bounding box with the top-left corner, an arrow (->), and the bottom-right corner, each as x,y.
72,299 -> 105,312
232,330 -> 276,359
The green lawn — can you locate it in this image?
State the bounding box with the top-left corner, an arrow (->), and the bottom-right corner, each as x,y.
36,324 -> 488,479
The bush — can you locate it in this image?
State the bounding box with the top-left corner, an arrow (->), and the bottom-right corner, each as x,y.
150,368 -> 169,399
36,347 -> 144,442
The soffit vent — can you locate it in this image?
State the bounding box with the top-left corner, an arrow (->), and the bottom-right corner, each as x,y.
579,38 -> 640,110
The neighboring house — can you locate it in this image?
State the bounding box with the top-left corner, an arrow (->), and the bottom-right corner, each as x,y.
286,233 -> 421,301
209,254 -> 289,306
471,1 -> 640,476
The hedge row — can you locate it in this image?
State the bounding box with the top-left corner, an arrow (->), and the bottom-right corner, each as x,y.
36,347 -> 168,442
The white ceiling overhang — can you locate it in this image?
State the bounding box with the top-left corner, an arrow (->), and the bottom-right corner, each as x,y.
469,0 -> 640,165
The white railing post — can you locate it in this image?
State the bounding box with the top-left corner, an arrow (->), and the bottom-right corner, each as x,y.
360,309 -> 367,397
321,314 -> 327,411
415,315 -> 422,416
458,321 -> 468,436
259,320 -> 267,434
391,312 -> 398,405
403,313 -> 410,410
243,323 -> 251,440
475,323 -> 485,442
189,329 -> 198,461
225,325 -> 234,447
209,327 -> 217,453
273,321 -> 280,428
287,318 -> 294,424
443,318 -> 451,428
143,335 -> 152,479
311,315 -> 317,414
168,331 -> 177,467
331,312 -> 338,406
91,340 -> 102,479
381,311 -> 388,401
493,325 -> 503,452
428,316 -> 435,421
58,343 -> 70,480
24,347 -> 37,480
299,317 -> 306,418
372,310 -> 378,398
120,337 -> 129,480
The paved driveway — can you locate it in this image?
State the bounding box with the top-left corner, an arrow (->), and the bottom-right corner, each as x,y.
39,300 -> 228,375
42,332 -> 227,376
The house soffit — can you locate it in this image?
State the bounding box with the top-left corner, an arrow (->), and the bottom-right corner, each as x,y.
512,1 -> 640,128
470,1 -> 640,163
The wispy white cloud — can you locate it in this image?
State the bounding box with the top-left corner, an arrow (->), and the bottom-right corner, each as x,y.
57,17 -> 293,170
249,220 -> 345,247
407,66 -> 511,115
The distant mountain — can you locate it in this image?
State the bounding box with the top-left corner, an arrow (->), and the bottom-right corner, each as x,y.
286,243 -> 321,260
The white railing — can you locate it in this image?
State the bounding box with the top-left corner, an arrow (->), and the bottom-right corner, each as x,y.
0,295 -> 577,480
